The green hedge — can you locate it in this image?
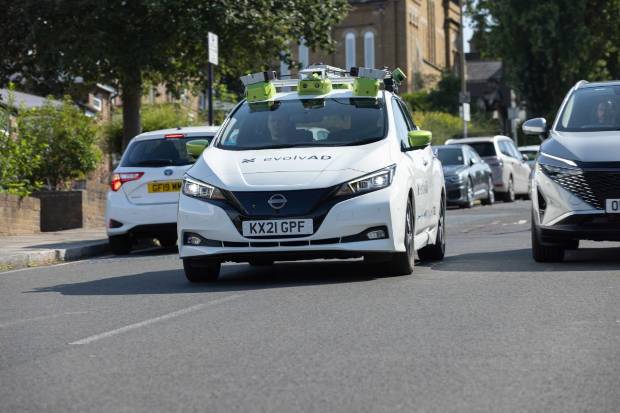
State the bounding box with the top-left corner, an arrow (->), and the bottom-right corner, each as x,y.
413,112 -> 502,145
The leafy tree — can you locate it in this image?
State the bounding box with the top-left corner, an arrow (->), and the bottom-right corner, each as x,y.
401,72 -> 461,115
466,0 -> 620,117
1,1 -> 349,148
18,98 -> 101,190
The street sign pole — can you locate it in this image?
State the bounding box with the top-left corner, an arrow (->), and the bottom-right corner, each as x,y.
207,32 -> 219,126
458,0 -> 468,139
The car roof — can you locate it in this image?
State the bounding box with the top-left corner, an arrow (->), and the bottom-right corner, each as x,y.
518,145 -> 540,151
132,125 -> 220,142
578,80 -> 620,89
445,135 -> 510,144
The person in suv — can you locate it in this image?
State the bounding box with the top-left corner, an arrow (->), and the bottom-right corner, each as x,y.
525,80 -> 620,262
445,136 -> 531,202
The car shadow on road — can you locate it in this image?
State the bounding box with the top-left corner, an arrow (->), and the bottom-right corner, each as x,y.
27,260 -> 379,296
425,246 -> 620,273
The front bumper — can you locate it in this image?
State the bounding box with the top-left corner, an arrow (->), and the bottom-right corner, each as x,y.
445,182 -> 468,205
538,214 -> 620,242
177,187 -> 404,261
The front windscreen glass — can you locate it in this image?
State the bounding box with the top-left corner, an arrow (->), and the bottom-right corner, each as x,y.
558,85 -> 620,132
216,98 -> 386,150
436,147 -> 465,165
467,142 -> 497,157
122,137 -> 212,167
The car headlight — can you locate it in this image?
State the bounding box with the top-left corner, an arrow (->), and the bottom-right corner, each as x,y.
446,175 -> 463,184
182,176 -> 226,200
336,165 -> 396,196
538,152 -> 580,177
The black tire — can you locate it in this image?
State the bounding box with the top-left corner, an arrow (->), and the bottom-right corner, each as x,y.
503,177 -> 515,203
481,177 -> 495,205
109,234 -> 132,255
183,258 -> 221,283
418,195 -> 446,262
158,235 -> 177,248
249,259 -> 274,266
531,211 -> 564,262
462,179 -> 475,209
387,197 -> 416,275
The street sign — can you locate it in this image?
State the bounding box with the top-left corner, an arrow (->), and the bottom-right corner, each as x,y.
208,32 -> 218,66
460,103 -> 471,122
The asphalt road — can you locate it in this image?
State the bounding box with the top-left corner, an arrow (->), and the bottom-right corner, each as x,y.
1,201 -> 619,412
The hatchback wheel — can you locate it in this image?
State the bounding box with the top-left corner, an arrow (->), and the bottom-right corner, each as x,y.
183,258 -> 221,283
531,211 -> 564,262
481,177 -> 495,205
418,195 -> 446,261
503,177 -> 515,203
109,234 -> 132,255
388,197 -> 415,275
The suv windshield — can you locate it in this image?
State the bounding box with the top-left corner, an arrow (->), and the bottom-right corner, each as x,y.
122,137 -> 212,167
558,85 -> 620,132
467,142 -> 497,157
217,98 -> 386,150
436,147 -> 465,166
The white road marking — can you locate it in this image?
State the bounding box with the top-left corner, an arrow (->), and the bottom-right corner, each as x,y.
0,311 -> 89,328
69,294 -> 244,345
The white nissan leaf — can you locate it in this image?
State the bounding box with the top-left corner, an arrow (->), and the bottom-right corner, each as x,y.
177,66 -> 446,282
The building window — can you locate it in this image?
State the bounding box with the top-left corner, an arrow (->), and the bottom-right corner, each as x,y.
91,96 -> 102,112
345,32 -> 356,70
427,0 -> 437,64
299,39 -> 309,69
364,31 -> 375,68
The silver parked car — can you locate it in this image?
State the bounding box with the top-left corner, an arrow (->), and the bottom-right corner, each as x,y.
446,136 -> 531,202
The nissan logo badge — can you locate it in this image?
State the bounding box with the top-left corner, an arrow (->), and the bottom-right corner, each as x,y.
267,194 -> 287,210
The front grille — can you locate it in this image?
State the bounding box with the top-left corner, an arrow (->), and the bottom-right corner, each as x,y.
542,165 -> 620,209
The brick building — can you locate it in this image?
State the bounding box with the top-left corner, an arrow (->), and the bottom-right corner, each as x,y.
286,0 -> 462,93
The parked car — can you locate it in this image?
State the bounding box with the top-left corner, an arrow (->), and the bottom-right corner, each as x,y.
445,136 -> 531,202
177,66 -> 447,282
106,126 -> 219,254
526,80 -> 620,262
433,144 -> 495,208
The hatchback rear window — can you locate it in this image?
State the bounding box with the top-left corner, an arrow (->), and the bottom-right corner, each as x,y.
122,136 -> 213,167
467,142 -> 497,157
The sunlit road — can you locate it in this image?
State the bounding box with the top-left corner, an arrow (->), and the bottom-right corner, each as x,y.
1,201 -> 619,412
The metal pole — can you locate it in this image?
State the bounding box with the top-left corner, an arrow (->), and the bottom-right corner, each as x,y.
208,62 -> 214,126
459,0 -> 468,139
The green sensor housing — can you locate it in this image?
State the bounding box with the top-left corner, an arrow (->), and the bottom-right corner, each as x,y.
246,81 -> 276,102
353,77 -> 380,97
298,74 -> 333,95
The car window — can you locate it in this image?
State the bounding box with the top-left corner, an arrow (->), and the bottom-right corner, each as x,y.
391,98 -> 410,147
467,141 -> 497,157
396,99 -> 416,131
498,141 -> 514,158
121,136 -> 213,167
217,98 -> 386,150
466,147 -> 478,163
504,140 -> 521,159
557,85 -> 620,132
436,147 -> 465,165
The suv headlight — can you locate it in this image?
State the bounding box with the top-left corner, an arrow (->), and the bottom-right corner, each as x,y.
336,165 -> 396,196
538,152 -> 580,177
182,176 -> 226,200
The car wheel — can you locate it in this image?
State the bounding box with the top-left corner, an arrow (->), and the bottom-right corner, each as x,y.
109,234 -> 132,255
418,195 -> 446,262
462,179 -> 475,209
481,177 -> 495,205
531,211 -> 564,262
158,235 -> 177,248
388,197 -> 415,275
503,177 -> 515,203
249,259 -> 274,266
183,258 -> 221,283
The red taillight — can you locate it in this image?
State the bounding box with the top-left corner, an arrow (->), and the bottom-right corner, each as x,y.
110,172 -> 144,191
164,133 -> 185,139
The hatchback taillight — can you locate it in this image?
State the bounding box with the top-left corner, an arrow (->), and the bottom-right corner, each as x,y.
110,172 -> 144,191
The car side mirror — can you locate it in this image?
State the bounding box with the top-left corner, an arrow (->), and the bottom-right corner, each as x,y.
522,154 -> 529,162
469,158 -> 476,166
522,118 -> 547,135
405,130 -> 432,151
186,139 -> 210,158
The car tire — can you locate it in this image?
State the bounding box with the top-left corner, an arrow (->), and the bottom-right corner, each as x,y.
531,212 -> 564,262
503,177 -> 515,203
388,197 -> 415,275
418,195 -> 446,262
109,234 -> 132,255
183,258 -> 221,283
462,179 -> 475,209
158,235 -> 177,248
481,177 -> 495,205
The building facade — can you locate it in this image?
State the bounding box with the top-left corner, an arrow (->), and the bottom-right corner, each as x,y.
290,0 -> 461,93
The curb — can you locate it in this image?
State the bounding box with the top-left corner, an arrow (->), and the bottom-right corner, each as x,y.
0,241 -> 109,272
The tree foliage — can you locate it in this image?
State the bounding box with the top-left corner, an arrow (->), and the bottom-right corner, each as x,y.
401,72 -> 461,115
1,1 -> 350,147
467,0 -> 620,117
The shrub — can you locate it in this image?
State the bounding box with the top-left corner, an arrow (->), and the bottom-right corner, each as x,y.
413,111 -> 502,145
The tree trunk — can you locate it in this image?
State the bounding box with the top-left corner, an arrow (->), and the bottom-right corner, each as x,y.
120,72 -> 142,149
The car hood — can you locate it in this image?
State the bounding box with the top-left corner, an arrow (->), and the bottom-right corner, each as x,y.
186,140 -> 394,191
544,131 -> 620,162
442,164 -> 467,176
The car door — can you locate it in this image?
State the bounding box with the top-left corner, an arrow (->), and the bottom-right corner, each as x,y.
498,139 -> 520,191
466,147 -> 484,196
394,98 -> 433,231
507,140 -> 531,193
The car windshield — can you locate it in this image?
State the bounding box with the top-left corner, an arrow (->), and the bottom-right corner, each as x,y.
436,147 -> 465,166
466,142 -> 496,157
520,150 -> 538,161
216,98 -> 386,150
121,136 -> 213,167
558,85 -> 620,132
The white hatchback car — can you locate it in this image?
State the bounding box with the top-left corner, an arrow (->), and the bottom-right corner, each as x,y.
106,126 -> 219,254
177,66 -> 447,282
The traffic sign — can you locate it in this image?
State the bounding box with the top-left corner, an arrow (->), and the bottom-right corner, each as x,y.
208,32 -> 218,65
460,103 -> 471,122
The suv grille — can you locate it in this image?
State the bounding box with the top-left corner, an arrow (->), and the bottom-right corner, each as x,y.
542,165 -> 620,209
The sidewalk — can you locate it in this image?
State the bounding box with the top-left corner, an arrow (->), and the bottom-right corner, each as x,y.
0,228 -> 109,272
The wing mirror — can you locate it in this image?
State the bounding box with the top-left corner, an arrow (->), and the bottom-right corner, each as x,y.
186,139 -> 210,158
522,153 -> 529,162
404,130 -> 432,151
522,118 -> 547,135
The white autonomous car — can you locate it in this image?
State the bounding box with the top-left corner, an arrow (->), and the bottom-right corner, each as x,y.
177,66 -> 446,282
